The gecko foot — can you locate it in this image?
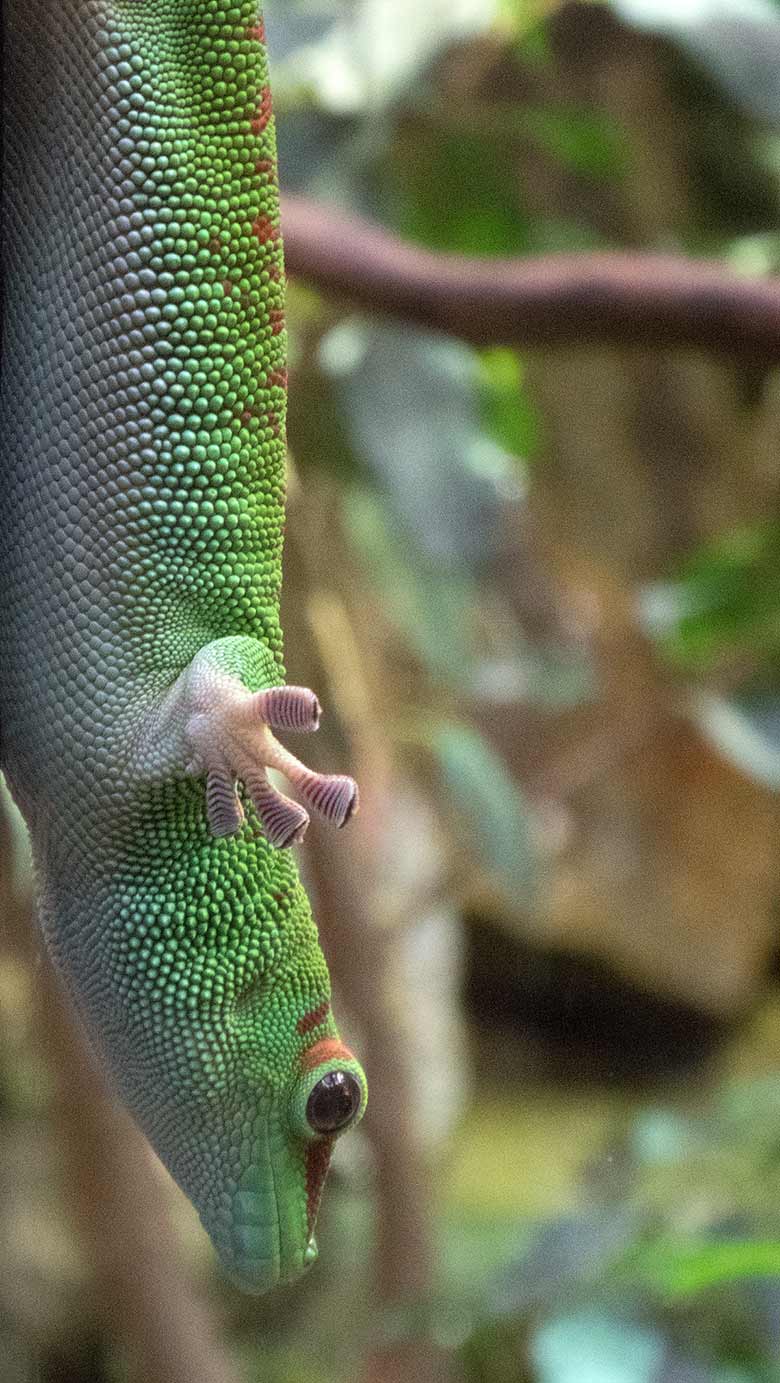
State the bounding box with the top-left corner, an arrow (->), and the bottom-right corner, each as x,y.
186,679 -> 358,846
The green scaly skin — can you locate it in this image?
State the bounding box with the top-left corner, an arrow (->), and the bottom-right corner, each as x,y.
1,0 -> 367,1291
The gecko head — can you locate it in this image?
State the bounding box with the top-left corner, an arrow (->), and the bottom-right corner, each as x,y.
114,959 -> 367,1295
213,1034 -> 368,1294
170,956 -> 368,1297
97,853 -> 367,1295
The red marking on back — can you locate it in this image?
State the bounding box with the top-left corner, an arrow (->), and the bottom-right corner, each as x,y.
305,1138 -> 334,1235
268,263 -> 282,283
255,158 -> 276,178
251,86 -> 273,136
222,279 -> 234,296
208,235 -> 222,254
297,1001 -> 331,1037
245,18 -> 266,44
266,367 -> 288,391
300,1038 -> 354,1075
252,214 -> 280,246
240,408 -> 255,425
269,308 -> 285,336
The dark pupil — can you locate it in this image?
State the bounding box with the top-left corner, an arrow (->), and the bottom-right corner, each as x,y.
306,1071 -> 361,1134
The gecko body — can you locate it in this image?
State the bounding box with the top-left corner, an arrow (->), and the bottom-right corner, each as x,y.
1,0 -> 366,1292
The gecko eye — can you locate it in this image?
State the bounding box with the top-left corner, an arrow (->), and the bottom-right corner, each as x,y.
290,1044 -> 367,1142
306,1071 -> 363,1134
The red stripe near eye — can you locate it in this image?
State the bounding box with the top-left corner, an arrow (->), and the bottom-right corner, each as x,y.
297,1001 -> 330,1036
300,1037 -> 353,1073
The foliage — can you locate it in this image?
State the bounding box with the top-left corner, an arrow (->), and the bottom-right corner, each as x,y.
656,524 -> 780,673
452,1073 -> 780,1380
267,0 -> 780,1377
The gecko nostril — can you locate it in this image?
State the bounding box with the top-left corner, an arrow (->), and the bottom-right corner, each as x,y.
232,968 -> 268,1011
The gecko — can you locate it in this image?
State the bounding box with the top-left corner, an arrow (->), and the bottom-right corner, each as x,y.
0,0 -> 368,1293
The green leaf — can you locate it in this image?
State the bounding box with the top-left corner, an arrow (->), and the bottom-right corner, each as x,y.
431,721 -> 538,898
632,1236 -> 780,1297
519,107 -> 629,179
657,523 -> 780,671
478,347 -> 541,461
388,125 -> 533,257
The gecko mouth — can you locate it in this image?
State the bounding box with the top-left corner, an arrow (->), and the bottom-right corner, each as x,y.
218,1117 -> 329,1293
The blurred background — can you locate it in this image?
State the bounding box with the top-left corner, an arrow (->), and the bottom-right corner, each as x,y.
4,0 -> 780,1379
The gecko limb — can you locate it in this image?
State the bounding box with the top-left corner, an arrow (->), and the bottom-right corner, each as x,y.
142,637 -> 358,846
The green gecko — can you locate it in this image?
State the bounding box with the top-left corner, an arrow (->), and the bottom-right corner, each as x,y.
1,0 -> 367,1292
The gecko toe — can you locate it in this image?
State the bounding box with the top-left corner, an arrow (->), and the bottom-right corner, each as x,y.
245,771 -> 310,848
297,772 -> 359,828
177,650 -> 356,846
251,685 -> 321,732
205,769 -> 245,837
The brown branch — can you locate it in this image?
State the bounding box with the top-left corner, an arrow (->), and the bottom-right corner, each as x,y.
283,483 -> 453,1383
282,195 -> 780,361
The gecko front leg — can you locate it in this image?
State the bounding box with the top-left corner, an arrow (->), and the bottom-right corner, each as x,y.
139,636 -> 358,846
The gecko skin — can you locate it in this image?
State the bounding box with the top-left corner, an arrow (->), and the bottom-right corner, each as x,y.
1,0 -> 367,1292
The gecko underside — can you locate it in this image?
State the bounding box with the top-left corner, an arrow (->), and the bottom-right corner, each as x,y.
0,0 -> 367,1291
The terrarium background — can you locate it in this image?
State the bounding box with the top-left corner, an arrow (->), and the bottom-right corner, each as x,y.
4,1 -> 780,1380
